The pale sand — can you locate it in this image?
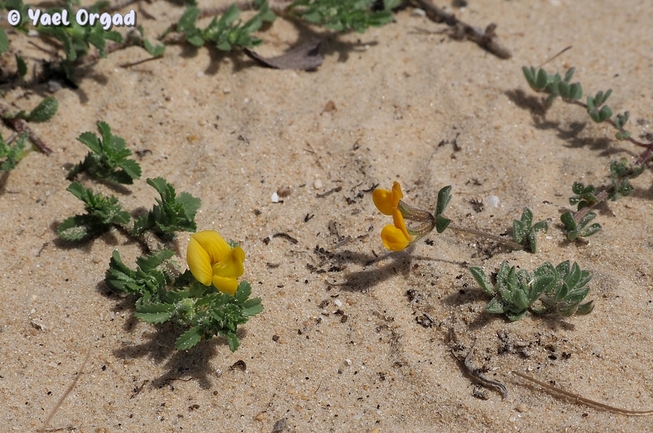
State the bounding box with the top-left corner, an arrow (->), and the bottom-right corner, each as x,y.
2,0 -> 653,431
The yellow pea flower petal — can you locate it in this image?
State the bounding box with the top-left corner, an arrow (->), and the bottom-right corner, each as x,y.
212,275 -> 239,295
187,231 -> 246,292
392,209 -> 411,241
373,189 -> 394,215
380,225 -> 411,251
187,235 -> 213,286
190,230 -> 231,264
373,181 -> 403,215
212,246 -> 245,279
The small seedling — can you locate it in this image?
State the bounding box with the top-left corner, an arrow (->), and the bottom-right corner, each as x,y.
132,177 -> 201,240
174,1 -> 275,51
470,260 -> 593,321
512,207 -> 548,253
288,0 -> 400,33
0,132 -> 27,171
3,96 -> 59,123
535,260 -> 594,317
67,121 -> 142,184
57,182 -> 131,241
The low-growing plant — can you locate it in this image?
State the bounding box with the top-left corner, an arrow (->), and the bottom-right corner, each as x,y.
132,177 -> 201,241
1,0 -> 163,82
106,233 -> 262,351
371,181 -> 538,253
58,176 -> 198,242
172,1 -> 275,51
0,132 -> 27,171
57,181 -> 131,241
66,121 -> 142,184
512,207 -> 548,253
523,66 -> 651,241
1,96 -> 59,164
288,0 -> 400,33
3,96 -> 59,123
470,260 -> 594,321
59,121 -> 261,351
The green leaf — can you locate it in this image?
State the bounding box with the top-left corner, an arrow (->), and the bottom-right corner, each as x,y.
576,301 -> 594,315
133,178 -> 200,239
289,0 -> 395,33
58,182 -> 131,241
178,6 -> 200,32
57,215 -> 106,241
68,122 -> 141,184
0,28 -> 8,54
485,297 -> 505,314
27,97 -> 58,123
614,111 -> 630,130
435,186 -> 452,233
135,303 -> 175,323
242,299 -> 263,317
0,133 -> 27,171
118,159 -> 142,181
560,210 -> 575,227
569,83 -> 583,100
144,39 -> 165,57
176,326 -> 203,350
579,222 -> 601,237
136,249 -> 175,273
512,207 -> 546,252
105,250 -> 137,293
219,3 -> 241,26
77,131 -> 102,153
16,54 -> 27,77
469,267 -> 495,296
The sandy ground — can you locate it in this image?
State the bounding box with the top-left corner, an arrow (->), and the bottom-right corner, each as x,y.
2,0 -> 653,431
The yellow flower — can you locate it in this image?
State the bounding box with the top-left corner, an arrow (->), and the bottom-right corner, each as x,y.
373,181 -> 436,251
373,182 -> 413,251
187,230 -> 245,295
373,181 -> 403,216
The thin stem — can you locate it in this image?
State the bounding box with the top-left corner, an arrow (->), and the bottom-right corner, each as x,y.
571,189 -> 609,224
447,223 -> 524,250
566,99 -> 652,149
512,370 -> 653,416
410,0 -> 511,59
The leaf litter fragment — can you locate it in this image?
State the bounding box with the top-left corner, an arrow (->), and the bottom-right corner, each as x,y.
244,38 -> 324,70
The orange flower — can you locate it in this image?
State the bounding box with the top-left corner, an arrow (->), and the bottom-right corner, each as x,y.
373,182 -> 436,251
373,182 -> 413,251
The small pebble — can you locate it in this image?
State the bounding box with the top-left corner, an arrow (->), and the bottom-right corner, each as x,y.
314,178 -> 323,189
333,298 -> 343,307
47,80 -> 62,93
411,8 -> 426,17
487,195 -> 500,207
277,186 -> 291,198
516,403 -> 528,413
271,192 -> 279,203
